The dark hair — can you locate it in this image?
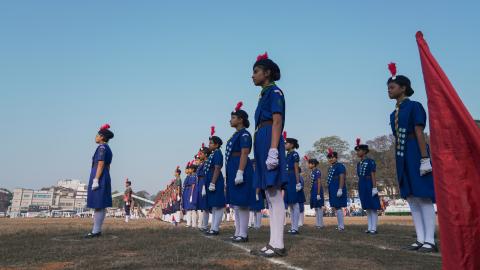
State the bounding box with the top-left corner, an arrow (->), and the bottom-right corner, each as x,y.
126,180 -> 131,185
354,144 -> 370,154
286,138 -> 299,149
209,136 -> 223,147
327,151 -> 338,159
200,146 -> 211,156
176,168 -> 182,175
98,129 -> 114,142
254,59 -> 281,81
308,158 -> 319,166
231,109 -> 250,128
190,165 -> 198,172
387,75 -> 414,97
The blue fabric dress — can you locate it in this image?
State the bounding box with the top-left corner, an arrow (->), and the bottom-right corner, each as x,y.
182,174 -> 198,211
196,162 -> 209,210
357,158 -> 381,210
253,84 -> 288,190
309,168 -> 324,208
225,128 -> 254,207
390,99 -> 435,202
284,151 -> 300,205
87,144 -> 113,209
327,162 -> 348,208
205,149 -> 226,208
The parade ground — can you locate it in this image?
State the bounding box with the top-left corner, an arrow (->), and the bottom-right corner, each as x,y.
0,216 -> 441,270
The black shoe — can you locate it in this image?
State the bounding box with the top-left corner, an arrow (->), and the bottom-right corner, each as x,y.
288,230 -> 299,235
418,242 -> 438,253
251,244 -> 287,257
232,236 -> 249,243
403,241 -> 424,251
230,235 -> 236,240
205,230 -> 219,236
369,231 -> 378,235
84,232 -> 102,239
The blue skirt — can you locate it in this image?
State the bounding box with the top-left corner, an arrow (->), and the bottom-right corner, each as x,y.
398,139 -> 435,202
328,180 -> 347,208
310,182 -> 324,208
87,166 -> 112,209
182,185 -> 197,210
299,202 -> 304,213
253,125 -> 288,190
206,173 -> 226,208
297,189 -> 306,204
358,177 -> 381,210
226,156 -> 253,207
249,190 -> 265,211
196,177 -> 209,211
284,172 -> 299,204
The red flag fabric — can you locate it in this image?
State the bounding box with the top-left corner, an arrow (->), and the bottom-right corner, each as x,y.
416,31 -> 480,270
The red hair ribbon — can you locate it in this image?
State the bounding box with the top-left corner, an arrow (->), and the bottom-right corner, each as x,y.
388,62 -> 397,78
283,131 -> 287,141
235,101 -> 243,111
356,138 -> 361,147
303,155 -> 309,161
257,52 -> 268,61
100,124 -> 110,130
211,126 -> 215,137
327,148 -> 333,155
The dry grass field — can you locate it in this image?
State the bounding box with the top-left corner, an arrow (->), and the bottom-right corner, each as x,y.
0,216 -> 441,270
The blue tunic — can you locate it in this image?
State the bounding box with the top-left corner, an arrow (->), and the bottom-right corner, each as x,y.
195,162 -> 209,210
205,149 -> 226,208
249,190 -> 265,211
225,128 -> 254,207
297,176 -> 306,204
327,162 -> 348,208
357,158 -> 381,210
253,84 -> 288,190
389,99 -> 435,202
87,144 -> 113,209
310,168 -> 324,208
182,174 -> 198,210
284,151 -> 300,204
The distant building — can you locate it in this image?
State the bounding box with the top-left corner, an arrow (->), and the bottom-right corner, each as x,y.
0,189 -> 10,212
10,179 -> 89,215
476,120 -> 480,128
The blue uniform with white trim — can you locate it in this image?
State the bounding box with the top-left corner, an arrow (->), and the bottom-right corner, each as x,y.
357,158 -> 381,210
87,144 -> 113,209
253,84 -> 287,190
310,168 -> 324,208
389,99 -> 435,202
327,162 -> 348,208
225,128 -> 254,207
284,151 -> 300,204
205,149 -> 226,208
182,174 -> 198,210
195,162 -> 209,210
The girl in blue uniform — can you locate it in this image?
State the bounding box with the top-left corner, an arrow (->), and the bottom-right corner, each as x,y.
183,162 -> 198,227
250,52 -> 287,257
249,159 -> 265,229
297,168 -> 306,227
196,145 -> 211,231
225,102 -> 254,242
308,158 -> 324,228
205,127 -> 226,235
326,148 -> 348,231
85,124 -> 114,238
355,138 -> 381,234
387,63 -> 436,253
284,136 -> 302,234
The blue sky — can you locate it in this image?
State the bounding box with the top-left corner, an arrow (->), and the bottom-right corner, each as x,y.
1,1 -> 479,194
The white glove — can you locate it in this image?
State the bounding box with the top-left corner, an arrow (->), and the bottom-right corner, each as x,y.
91,178 -> 99,191
296,183 -> 302,192
316,195 -> 321,201
201,185 -> 206,196
126,201 -> 130,206
234,170 -> 244,185
372,188 -> 378,197
208,182 -> 216,192
189,196 -> 193,203
266,148 -> 279,170
336,189 -> 343,197
256,193 -> 260,201
177,195 -> 181,201
420,158 -> 432,176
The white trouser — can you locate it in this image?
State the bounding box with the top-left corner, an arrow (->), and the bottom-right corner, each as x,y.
266,187 -> 285,249
249,211 -> 255,227
233,205 -> 249,238
254,211 -> 262,228
92,208 -> 106,234
199,210 -> 209,229
407,196 -> 436,244
315,208 -> 324,227
288,203 -> 300,231
186,211 -> 192,226
336,208 -> 344,229
210,207 -> 224,232
366,210 -> 378,231
299,210 -> 304,226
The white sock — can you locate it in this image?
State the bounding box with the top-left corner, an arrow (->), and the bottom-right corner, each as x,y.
211,207 -> 224,231
266,188 -> 285,249
315,208 -> 324,227
202,211 -> 210,229
418,198 -> 436,245
255,212 -> 262,228
408,197 -> 425,244
289,203 -> 300,231
92,209 -> 105,234
366,210 -> 373,231
234,206 -> 240,236
372,210 -> 378,232
299,212 -> 304,226
238,208 -> 249,238
336,209 -> 344,229
249,211 -> 255,227
186,211 -> 192,226
192,211 -> 198,228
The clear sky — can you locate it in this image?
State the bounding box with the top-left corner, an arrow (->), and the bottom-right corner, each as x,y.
1,1 -> 479,194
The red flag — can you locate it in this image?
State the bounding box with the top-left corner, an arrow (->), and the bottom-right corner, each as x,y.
416,31 -> 480,270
